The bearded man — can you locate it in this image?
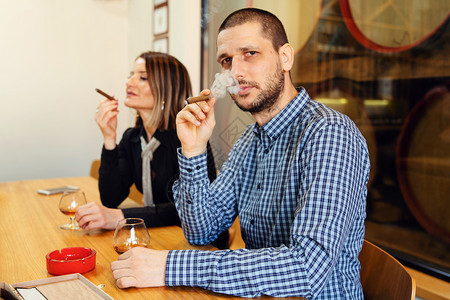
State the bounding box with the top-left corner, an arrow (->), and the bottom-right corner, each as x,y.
111,8 -> 370,299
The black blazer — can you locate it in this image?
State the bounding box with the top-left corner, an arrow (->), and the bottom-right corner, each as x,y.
98,126 -> 217,227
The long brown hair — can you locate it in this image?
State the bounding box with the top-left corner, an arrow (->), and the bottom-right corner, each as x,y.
135,51 -> 192,130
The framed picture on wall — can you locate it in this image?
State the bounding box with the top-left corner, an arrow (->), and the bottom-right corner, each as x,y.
154,0 -> 167,6
153,4 -> 168,36
153,37 -> 168,53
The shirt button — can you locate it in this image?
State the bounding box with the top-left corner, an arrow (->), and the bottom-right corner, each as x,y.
196,166 -> 201,170
187,168 -> 193,173
187,199 -> 192,204
264,149 -> 269,154
250,220 -> 255,225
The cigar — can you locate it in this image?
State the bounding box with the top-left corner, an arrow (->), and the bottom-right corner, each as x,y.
184,94 -> 211,105
95,88 -> 115,100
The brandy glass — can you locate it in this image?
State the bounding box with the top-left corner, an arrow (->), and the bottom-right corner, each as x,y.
58,190 -> 87,230
113,218 -> 150,254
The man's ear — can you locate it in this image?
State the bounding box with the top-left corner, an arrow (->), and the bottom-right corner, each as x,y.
279,43 -> 294,72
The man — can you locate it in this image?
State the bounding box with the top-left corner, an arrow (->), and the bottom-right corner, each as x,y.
111,8 -> 370,299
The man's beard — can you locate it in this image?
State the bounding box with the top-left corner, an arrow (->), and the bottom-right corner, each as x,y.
231,64 -> 285,114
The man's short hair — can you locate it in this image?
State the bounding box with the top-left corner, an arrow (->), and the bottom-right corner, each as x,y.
218,8 -> 288,51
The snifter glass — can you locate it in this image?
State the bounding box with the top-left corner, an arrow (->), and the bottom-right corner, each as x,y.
113,218 -> 150,254
58,190 -> 87,230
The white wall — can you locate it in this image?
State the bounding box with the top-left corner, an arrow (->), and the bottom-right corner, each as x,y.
128,0 -> 153,66
0,0 -> 131,182
128,0 -> 202,92
168,0 -> 202,95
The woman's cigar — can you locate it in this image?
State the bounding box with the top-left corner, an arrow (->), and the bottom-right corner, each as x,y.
95,88 -> 115,100
184,94 -> 211,105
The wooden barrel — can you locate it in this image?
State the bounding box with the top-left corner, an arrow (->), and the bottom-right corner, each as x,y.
340,0 -> 450,52
396,82 -> 450,244
247,0 -> 323,54
308,81 -> 378,188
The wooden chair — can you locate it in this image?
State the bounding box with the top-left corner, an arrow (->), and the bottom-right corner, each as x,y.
89,160 -> 101,179
89,160 -> 143,205
359,239 -> 416,300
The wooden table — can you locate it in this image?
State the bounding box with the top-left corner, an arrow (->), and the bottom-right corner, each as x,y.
1,177 -> 298,299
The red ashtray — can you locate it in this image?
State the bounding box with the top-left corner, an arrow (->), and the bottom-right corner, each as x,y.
46,247 -> 96,275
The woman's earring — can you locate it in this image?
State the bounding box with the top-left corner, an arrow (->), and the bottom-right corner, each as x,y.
161,101 -> 165,111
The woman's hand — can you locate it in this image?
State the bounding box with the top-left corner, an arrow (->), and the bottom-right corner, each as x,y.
111,247 -> 169,288
95,98 -> 119,150
176,89 -> 216,158
75,202 -> 124,230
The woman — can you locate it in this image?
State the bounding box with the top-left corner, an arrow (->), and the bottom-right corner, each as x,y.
75,52 -> 225,245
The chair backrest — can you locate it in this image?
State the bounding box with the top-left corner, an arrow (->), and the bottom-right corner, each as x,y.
89,160 -> 143,204
359,239 -> 416,300
90,160 -> 101,179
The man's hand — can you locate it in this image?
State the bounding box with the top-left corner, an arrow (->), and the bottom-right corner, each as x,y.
111,247 -> 169,288
176,90 -> 216,158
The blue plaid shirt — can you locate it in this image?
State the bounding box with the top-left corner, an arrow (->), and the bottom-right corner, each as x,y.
168,88 -> 370,298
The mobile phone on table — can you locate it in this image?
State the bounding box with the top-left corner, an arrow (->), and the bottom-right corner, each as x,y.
37,186 -> 79,195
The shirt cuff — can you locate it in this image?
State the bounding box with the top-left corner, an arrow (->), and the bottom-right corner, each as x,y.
101,145 -> 118,160
166,249 -> 232,287
177,148 -> 209,182
165,250 -> 200,286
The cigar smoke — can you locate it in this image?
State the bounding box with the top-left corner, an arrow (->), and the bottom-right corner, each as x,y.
210,70 -> 240,99
185,70 -> 240,105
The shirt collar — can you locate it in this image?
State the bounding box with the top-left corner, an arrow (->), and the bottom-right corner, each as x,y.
252,87 -> 309,145
130,126 -> 169,145
130,126 -> 146,143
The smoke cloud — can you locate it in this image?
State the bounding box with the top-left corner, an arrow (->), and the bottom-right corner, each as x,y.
210,70 -> 240,99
